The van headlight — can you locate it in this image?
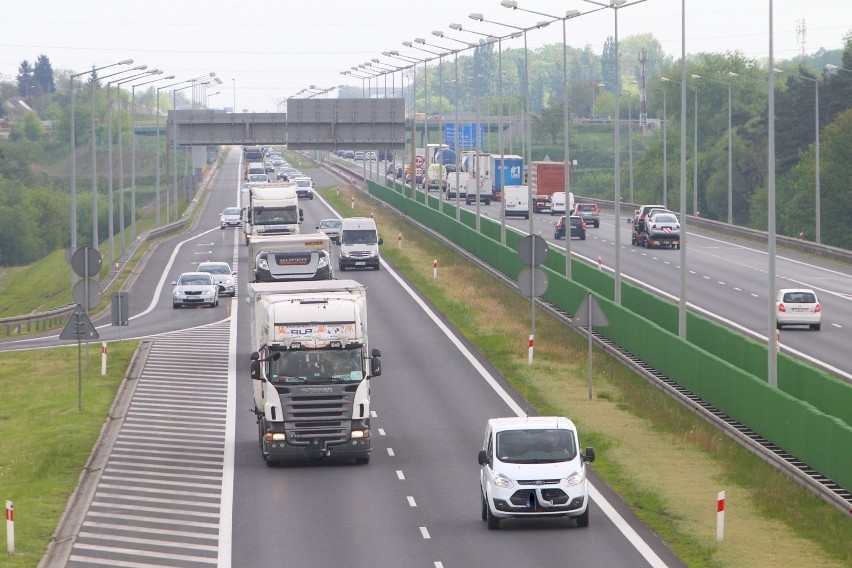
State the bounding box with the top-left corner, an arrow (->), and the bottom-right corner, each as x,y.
564,470 -> 584,487
493,473 -> 514,489
257,257 -> 269,270
318,255 -> 329,268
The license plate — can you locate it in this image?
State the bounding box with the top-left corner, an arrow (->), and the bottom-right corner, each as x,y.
355,261 -> 365,266
792,308 -> 808,312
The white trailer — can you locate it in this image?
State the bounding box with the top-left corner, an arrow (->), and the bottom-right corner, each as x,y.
241,183 -> 301,245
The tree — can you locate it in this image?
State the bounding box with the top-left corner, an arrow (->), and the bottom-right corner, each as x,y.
601,36 -> 618,93
33,54 -> 56,94
10,111 -> 45,142
16,60 -> 35,97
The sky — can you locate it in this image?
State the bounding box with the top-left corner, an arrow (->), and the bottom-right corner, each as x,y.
2,0 -> 850,112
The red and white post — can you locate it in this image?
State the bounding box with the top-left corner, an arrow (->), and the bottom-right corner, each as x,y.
101,342 -> 108,376
432,259 -> 438,280
397,233 -> 402,249
528,335 -> 534,365
716,491 -> 725,541
6,500 -> 14,555
350,197 -> 355,209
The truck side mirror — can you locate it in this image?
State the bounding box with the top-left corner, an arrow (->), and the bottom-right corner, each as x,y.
377,238 -> 384,246
250,359 -> 261,381
299,209 -> 304,222
370,355 -> 382,377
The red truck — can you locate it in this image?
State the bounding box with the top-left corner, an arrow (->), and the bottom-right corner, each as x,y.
529,161 -> 573,213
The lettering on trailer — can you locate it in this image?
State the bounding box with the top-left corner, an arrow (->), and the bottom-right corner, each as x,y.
278,324 -> 355,336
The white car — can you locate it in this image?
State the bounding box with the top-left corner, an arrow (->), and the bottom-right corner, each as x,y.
220,206 -> 242,229
293,176 -> 314,199
172,272 -> 219,308
776,288 -> 821,330
196,261 -> 236,297
478,416 -> 595,530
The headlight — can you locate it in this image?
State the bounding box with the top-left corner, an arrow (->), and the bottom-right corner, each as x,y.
340,250 -> 351,258
219,215 -> 225,223
257,257 -> 269,270
173,289 -> 184,297
265,433 -> 286,441
318,255 -> 329,268
564,470 -> 584,486
224,277 -> 234,286
350,429 -> 370,439
493,473 -> 514,489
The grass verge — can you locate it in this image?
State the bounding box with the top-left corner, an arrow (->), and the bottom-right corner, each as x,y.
321,181 -> 851,567
0,340 -> 139,567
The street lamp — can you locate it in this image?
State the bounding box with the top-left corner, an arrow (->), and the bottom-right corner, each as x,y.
156,78 -> 189,226
774,67 -> 821,243
131,73 -> 171,242
501,1 -> 584,277
69,58 -> 133,284
692,73 -> 733,224
622,88 -> 634,204
662,76 -> 698,216
583,0 -> 647,305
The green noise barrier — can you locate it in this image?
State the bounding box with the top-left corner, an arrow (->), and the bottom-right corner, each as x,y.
366,180 -> 852,493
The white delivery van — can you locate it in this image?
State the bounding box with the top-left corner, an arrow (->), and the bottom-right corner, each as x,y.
550,191 -> 574,215
338,217 -> 384,271
503,185 -> 529,219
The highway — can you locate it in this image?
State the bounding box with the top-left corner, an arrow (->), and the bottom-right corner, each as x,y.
14,150 -> 678,567
351,157 -> 852,381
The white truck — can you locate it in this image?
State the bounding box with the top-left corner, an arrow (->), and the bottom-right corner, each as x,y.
248,280 -> 382,465
248,233 -> 333,282
241,183 -> 302,245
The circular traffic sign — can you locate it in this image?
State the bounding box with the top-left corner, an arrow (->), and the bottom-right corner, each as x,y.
414,155 -> 425,167
71,246 -> 103,278
517,234 -> 549,266
415,167 -> 424,177
72,278 -> 104,311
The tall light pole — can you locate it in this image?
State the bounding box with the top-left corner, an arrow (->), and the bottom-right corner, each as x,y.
388,50 -> 423,197
156,78 -> 188,227
105,66 -> 149,266
172,80 -> 206,221
69,58 -> 133,282
583,0 -> 646,304
433,31 -> 475,221
658,87 -> 667,208
501,1 -> 583,278
692,73 -> 733,224
768,0 -> 778,386
413,40 -> 451,212
774,67 -> 820,243
662,76 -> 697,218
131,73 -> 169,242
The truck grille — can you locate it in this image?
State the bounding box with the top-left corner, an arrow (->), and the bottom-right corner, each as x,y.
275,387 -> 354,446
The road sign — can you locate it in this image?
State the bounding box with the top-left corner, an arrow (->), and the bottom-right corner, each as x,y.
573,293 -> 609,328
414,155 -> 425,167
72,279 -> 103,311
518,266 -> 548,298
111,292 -> 129,327
518,234 -> 549,266
70,246 -> 102,278
60,304 -> 99,341
415,167 -> 424,177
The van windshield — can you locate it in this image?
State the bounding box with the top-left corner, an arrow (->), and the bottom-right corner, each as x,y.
341,229 -> 377,245
496,428 -> 577,464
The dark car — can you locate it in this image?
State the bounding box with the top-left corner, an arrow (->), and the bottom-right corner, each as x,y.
555,215 -> 586,240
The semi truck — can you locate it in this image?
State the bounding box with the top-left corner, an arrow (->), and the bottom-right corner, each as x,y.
489,154 -> 523,201
530,160 -> 573,213
248,280 -> 382,465
241,183 -> 302,245
248,233 -> 333,282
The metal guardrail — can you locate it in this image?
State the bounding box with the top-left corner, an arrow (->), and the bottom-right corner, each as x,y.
0,304 -> 76,337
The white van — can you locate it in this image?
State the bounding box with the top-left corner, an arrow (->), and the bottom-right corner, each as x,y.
338,217 -> 384,271
550,191 -> 574,216
503,185 -> 529,219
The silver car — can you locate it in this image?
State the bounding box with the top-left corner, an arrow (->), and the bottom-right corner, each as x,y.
317,218 -> 342,243
196,262 -> 236,297
220,206 -> 242,229
172,272 -> 219,308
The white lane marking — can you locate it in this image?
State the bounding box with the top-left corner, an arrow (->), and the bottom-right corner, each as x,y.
378,428 -> 386,436
751,293 -> 759,298
407,496 -> 417,507
382,261 -> 670,567
434,563 -> 444,568
832,323 -> 842,328
718,282 -> 726,285
396,470 -> 405,480
420,527 -> 431,539
387,448 -> 395,456
370,410 -> 378,418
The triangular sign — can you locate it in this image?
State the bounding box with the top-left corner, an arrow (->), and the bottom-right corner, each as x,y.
573,293 -> 609,328
59,304 -> 100,340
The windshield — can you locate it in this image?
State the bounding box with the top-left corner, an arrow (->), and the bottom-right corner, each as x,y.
198,264 -> 230,275
223,207 -> 241,216
652,214 -> 677,223
496,429 -> 577,464
295,179 -> 312,187
178,274 -> 212,286
320,219 -> 341,229
341,229 -> 377,245
248,174 -> 268,182
268,347 -> 364,384
254,207 -> 299,225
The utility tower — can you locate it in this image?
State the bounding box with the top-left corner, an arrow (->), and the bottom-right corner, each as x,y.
796,19 -> 807,57
638,49 -> 647,131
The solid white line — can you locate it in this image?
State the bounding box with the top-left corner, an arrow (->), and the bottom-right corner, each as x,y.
217,197 -> 240,568
381,260 -> 669,567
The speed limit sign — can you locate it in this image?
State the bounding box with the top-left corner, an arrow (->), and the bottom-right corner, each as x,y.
415,167 -> 424,177
414,155 -> 425,167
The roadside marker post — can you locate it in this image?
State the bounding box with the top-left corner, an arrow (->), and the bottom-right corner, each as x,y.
101,342 -> 108,376
716,491 -> 726,541
6,500 -> 14,555
432,259 -> 438,280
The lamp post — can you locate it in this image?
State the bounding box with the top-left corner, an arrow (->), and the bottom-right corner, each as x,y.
131,73 -> 169,242
501,1 -> 583,277
658,87 -> 667,208
692,73 -> 733,224
433,31 -> 475,220
156,78 -> 188,227
583,0 -> 647,305
104,66 -> 149,267
172,80 -> 207,221
387,50 -> 423,197
69,58 -> 133,285
774,67 -> 820,243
